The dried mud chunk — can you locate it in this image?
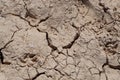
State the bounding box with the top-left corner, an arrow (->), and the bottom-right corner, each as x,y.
65,5 -> 78,19
27,67 -> 38,79
0,17 -> 17,48
107,54 -> 120,66
66,56 -> 74,65
63,64 -> 76,76
87,39 -> 99,49
25,0 -> 51,19
55,54 -> 67,67
0,0 -> 120,80
76,66 -> 92,80
80,29 -> 95,42
2,66 -> 24,80
3,28 -> 51,64
104,66 -> 120,80
0,0 -> 24,15
48,23 -> 76,47
3,14 -> 31,29
0,73 -> 6,80
42,55 -> 57,69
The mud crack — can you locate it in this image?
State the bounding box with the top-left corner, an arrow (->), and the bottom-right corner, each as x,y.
6,13 -> 50,28
0,40 -> 13,64
32,72 -> 46,80
63,33 -> 79,49
45,32 -> 57,51
80,0 -> 93,8
102,55 -> 120,70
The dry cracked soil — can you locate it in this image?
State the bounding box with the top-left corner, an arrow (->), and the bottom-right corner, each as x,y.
0,0 -> 120,80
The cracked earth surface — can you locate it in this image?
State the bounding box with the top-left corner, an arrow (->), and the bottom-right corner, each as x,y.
0,0 -> 120,80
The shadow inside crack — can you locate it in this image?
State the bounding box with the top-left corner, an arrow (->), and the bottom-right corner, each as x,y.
45,32 -> 57,51
0,40 -> 13,64
0,49 -> 4,64
109,64 -> 120,70
102,55 -> 120,70
32,72 -> 45,80
63,33 -> 79,49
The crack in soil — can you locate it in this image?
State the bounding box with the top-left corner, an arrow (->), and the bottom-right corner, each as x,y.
63,33 -> 79,49
101,54 -> 120,80
0,0 -> 120,80
80,0 -> 93,8
109,64 -> 120,70
6,12 -> 50,28
45,32 -> 57,51
32,72 -> 46,80
0,40 -> 13,64
7,13 -> 36,27
23,0 -> 37,19
37,27 -> 58,51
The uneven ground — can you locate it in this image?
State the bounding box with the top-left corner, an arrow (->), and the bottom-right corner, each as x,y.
0,0 -> 120,80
